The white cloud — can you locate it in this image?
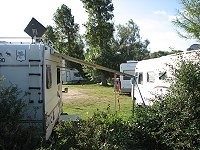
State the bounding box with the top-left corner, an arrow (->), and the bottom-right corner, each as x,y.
135,17 -> 197,52
153,10 -> 167,15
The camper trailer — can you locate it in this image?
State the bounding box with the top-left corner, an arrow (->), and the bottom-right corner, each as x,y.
120,60 -> 138,94
61,68 -> 83,83
133,50 -> 200,105
0,42 -> 63,140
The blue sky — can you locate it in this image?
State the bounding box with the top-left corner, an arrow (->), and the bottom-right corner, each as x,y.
0,0 -> 198,52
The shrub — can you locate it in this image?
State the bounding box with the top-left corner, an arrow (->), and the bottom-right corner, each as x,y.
135,60 -> 200,150
0,82 -> 39,150
155,60 -> 200,149
46,106 -> 160,150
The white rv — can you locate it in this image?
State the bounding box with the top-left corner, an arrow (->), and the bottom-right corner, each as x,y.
61,68 -> 83,83
133,50 -> 200,105
120,60 -> 138,94
0,42 -> 63,140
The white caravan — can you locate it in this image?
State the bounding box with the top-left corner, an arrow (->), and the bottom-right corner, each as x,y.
120,60 -> 138,94
61,68 -> 83,83
133,50 -> 200,106
0,42 -> 63,140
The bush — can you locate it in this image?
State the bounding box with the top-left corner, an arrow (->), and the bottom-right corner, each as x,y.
0,82 -> 40,150
156,61 -> 200,149
134,60 -> 200,150
44,106 -> 159,150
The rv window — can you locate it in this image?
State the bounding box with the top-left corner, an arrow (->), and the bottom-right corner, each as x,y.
138,72 -> 143,84
57,68 -> 61,84
123,70 -> 135,80
159,71 -> 167,80
147,71 -> 155,83
46,65 -> 52,89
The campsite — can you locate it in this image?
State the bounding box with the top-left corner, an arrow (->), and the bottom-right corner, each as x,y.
0,0 -> 200,149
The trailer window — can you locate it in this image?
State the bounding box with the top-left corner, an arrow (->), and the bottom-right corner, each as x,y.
138,72 -> 143,84
57,68 -> 61,84
147,71 -> 155,83
46,65 -> 52,89
123,70 -> 135,80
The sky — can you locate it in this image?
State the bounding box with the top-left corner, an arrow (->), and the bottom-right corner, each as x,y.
0,0 -> 198,52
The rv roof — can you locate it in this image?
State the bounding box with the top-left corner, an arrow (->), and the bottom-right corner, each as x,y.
0,42 -> 32,45
126,60 -> 138,63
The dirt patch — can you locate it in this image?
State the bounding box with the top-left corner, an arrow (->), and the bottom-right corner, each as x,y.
62,88 -> 93,103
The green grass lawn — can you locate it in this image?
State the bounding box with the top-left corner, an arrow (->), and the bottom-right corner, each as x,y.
62,84 -> 134,120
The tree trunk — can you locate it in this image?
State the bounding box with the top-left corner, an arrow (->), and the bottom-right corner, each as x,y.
101,71 -> 107,86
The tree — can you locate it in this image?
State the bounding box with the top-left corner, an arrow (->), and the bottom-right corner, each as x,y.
110,19 -> 150,70
173,0 -> 200,41
45,4 -> 85,73
150,50 -> 184,58
150,50 -> 172,58
53,4 -> 79,52
44,25 -> 57,43
81,0 -> 115,85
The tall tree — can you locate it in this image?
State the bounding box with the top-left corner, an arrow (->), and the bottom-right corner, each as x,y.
53,4 -> 79,52
81,0 -> 114,85
173,0 -> 200,41
52,4 -> 84,72
112,19 -> 150,67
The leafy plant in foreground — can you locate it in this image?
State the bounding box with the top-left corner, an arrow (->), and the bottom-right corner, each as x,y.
0,82 -> 40,150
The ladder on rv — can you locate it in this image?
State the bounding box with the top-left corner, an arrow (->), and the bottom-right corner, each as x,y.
28,49 -> 42,104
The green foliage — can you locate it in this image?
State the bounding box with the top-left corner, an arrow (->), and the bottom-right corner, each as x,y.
44,25 -> 57,44
132,106 -> 169,150
81,0 -> 114,85
45,4 -> 85,74
149,50 -> 183,58
150,50 -> 172,58
0,83 -> 39,150
173,0 -> 200,40
53,4 -> 79,50
156,60 -> 200,149
113,19 -> 150,63
44,107 -> 157,149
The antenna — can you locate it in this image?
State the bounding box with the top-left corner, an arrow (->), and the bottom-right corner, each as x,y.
24,17 -> 46,43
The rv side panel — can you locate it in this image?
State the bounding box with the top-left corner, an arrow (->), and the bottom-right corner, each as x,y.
43,46 -> 62,140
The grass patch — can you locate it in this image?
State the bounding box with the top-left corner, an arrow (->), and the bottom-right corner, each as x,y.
62,84 -> 133,120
